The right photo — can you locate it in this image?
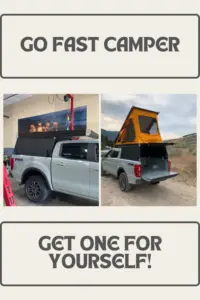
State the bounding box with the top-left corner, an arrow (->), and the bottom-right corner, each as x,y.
101,94 -> 197,206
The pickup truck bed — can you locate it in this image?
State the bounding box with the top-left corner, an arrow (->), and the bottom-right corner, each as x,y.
101,143 -> 179,192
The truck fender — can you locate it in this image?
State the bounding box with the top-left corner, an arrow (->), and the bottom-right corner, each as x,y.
21,168 -> 52,190
117,167 -> 125,178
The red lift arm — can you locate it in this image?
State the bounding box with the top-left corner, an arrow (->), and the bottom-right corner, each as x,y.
70,94 -> 74,131
64,94 -> 74,131
3,165 -> 16,206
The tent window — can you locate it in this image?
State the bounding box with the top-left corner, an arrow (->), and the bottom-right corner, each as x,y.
139,116 -> 158,134
123,119 -> 135,142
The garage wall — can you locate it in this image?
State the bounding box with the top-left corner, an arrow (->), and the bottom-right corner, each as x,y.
4,94 -> 99,150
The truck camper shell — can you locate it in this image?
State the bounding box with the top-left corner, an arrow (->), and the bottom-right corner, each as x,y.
14,129 -> 98,157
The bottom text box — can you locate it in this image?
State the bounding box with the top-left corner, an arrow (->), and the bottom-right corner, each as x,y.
0,222 -> 199,286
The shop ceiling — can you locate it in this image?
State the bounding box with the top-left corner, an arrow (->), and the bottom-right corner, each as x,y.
4,94 -> 33,118
3,94 -> 33,107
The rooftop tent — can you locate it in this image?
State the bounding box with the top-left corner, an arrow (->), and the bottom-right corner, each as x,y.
115,106 -> 163,145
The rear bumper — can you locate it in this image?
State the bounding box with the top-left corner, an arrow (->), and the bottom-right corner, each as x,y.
142,171 -> 179,183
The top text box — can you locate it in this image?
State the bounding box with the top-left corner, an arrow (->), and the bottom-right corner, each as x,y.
0,14 -> 199,79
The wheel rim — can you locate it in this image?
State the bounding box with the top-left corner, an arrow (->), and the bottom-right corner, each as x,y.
119,175 -> 126,190
26,181 -> 41,200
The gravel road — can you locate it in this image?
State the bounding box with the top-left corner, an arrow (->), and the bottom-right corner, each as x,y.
101,175 -> 196,206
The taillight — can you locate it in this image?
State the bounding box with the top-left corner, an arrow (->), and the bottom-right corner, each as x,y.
134,164 -> 142,178
10,158 -> 14,170
168,160 -> 171,172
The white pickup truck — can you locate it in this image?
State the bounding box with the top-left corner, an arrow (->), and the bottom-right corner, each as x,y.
11,132 -> 99,203
101,144 -> 178,192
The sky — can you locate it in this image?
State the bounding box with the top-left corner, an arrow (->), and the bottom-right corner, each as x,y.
101,94 -> 197,140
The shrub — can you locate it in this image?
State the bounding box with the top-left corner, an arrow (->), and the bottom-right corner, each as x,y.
168,148 -> 182,156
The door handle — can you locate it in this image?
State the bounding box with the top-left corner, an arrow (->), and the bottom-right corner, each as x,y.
57,162 -> 65,166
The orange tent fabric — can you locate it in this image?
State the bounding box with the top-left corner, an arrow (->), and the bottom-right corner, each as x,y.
115,106 -> 163,145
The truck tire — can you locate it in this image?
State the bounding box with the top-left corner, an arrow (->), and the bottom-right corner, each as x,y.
119,172 -> 131,192
101,165 -> 106,176
151,181 -> 160,185
25,175 -> 51,203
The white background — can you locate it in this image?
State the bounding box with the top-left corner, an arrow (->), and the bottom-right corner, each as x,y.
0,0 -> 200,299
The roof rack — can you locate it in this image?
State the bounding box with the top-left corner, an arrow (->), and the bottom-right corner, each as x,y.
18,129 -> 99,140
115,142 -> 175,149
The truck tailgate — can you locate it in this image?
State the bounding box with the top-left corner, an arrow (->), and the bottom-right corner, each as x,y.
142,170 -> 179,182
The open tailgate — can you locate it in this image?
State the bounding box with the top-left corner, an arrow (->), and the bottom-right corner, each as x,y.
142,170 -> 179,182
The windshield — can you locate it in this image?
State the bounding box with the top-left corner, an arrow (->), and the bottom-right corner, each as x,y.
138,116 -> 158,134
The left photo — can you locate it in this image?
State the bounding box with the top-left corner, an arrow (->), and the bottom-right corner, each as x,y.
3,94 -> 99,206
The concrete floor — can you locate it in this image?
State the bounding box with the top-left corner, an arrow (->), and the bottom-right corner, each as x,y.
10,177 -> 98,206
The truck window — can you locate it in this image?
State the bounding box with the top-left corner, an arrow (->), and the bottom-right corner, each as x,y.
95,143 -> 99,162
110,150 -> 119,158
138,116 -> 158,134
61,143 -> 88,160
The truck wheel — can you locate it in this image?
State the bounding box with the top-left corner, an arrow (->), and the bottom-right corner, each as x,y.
25,175 -> 51,203
101,165 -> 106,176
151,181 -> 160,185
119,172 -> 131,192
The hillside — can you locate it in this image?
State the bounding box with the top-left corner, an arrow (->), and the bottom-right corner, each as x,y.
165,133 -> 196,186
101,129 -> 118,141
165,133 -> 196,156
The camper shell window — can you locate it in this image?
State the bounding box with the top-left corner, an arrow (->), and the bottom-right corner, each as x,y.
139,116 -> 158,134
118,144 -> 168,161
14,137 -> 56,157
119,145 -> 140,161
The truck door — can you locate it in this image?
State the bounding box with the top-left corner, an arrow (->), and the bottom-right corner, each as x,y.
51,142 -> 90,198
88,143 -> 99,200
108,150 -> 120,175
102,150 -> 119,175
102,150 -> 112,173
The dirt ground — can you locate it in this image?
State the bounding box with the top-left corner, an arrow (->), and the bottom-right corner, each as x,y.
9,177 -> 98,206
169,155 -> 196,186
101,147 -> 196,206
101,175 -> 196,206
